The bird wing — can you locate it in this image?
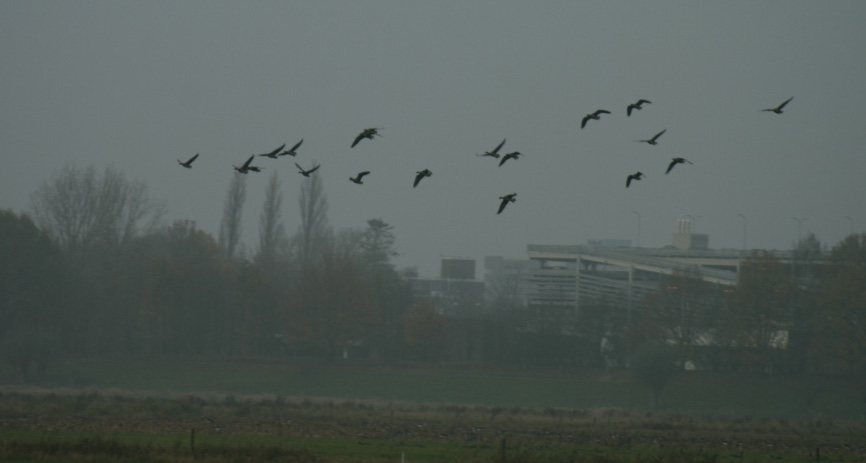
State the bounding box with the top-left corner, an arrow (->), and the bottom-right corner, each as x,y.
498,155 -> 509,167
413,172 -> 424,187
492,138 -> 506,154
241,155 -> 254,169
497,197 -> 509,214
184,153 -> 199,165
357,171 -> 370,180
637,99 -> 651,105
351,132 -> 365,147
777,97 -> 793,110
665,159 -> 678,174
294,162 -> 304,173
264,143 -> 286,157
581,115 -> 591,128
307,164 -> 321,174
595,109 -> 611,116
626,175 -> 633,187
651,129 -> 667,142
627,104 -> 635,116
289,139 -> 303,152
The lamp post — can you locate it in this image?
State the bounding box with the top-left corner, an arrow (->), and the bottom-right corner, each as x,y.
632,210 -> 641,248
737,213 -> 747,251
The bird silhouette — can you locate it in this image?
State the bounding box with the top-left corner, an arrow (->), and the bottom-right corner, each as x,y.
581,109 -> 611,128
626,99 -> 651,116
499,151 -> 521,166
295,162 -> 320,177
665,157 -> 693,174
233,155 -> 256,174
178,153 -> 199,168
350,171 -> 370,184
762,97 -> 793,114
413,169 -> 432,188
279,139 -> 304,157
626,171 -> 644,187
497,193 -> 517,214
479,139 -> 506,158
258,143 -> 287,159
351,128 -> 381,147
637,129 -> 667,145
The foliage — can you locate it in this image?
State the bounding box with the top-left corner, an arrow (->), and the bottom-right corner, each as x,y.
218,172 -> 247,259
403,301 -> 447,362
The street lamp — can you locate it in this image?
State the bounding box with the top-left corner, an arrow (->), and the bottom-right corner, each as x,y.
632,210 -> 641,248
737,213 -> 747,251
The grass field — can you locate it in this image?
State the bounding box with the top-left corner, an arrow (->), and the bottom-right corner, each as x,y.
1,356 -> 865,462
6,355 -> 864,419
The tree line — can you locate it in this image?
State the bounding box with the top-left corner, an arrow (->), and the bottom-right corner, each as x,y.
1,163 -> 864,384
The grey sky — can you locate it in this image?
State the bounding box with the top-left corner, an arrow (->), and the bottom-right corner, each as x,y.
3,2 -> 864,276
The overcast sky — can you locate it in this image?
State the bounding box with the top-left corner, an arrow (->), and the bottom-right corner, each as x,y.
3,2 -> 865,277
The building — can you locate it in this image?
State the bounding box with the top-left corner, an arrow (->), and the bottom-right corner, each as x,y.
412,257 -> 485,315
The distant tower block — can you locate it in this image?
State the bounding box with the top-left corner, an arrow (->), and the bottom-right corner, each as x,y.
440,257 -> 476,280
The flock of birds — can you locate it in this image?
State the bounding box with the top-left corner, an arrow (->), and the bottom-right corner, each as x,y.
177,96 -> 794,215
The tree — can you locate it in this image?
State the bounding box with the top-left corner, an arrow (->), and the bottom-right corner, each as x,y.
630,343 -> 679,409
723,251 -> 795,372
29,164 -> 165,258
0,210 -> 62,381
813,234 -> 866,376
219,173 -> 247,259
293,173 -> 331,263
403,301 -> 447,362
256,171 -> 288,264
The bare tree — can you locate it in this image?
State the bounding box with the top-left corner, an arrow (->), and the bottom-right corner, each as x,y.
218,173 -> 247,259
256,171 -> 288,263
292,172 -> 331,263
29,164 -> 165,257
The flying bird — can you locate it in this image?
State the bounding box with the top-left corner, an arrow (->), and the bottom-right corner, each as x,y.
350,171 -> 370,184
233,155 -> 256,174
479,139 -> 506,158
761,97 -> 794,114
497,193 -> 517,214
626,171 -> 644,188
581,109 -> 611,128
499,151 -> 521,166
258,143 -> 287,159
295,162 -> 320,177
626,99 -> 651,116
279,139 -> 304,157
665,157 -> 693,174
178,153 -> 199,169
637,129 -> 667,146
413,169 -> 432,188
351,128 -> 381,148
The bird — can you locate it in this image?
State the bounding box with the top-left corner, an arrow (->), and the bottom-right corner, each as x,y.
233,155 -> 256,174
247,166 -> 263,173
413,169 -> 432,188
637,129 -> 667,145
479,139 -> 506,158
665,157 -> 693,174
626,171 -> 644,187
581,109 -> 611,128
351,128 -> 381,148
350,171 -> 370,184
279,139 -> 304,157
258,143 -> 287,159
761,97 -> 793,114
626,99 -> 651,116
295,162 -> 320,177
498,151 -> 521,166
497,193 -> 517,214
178,153 -> 199,169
